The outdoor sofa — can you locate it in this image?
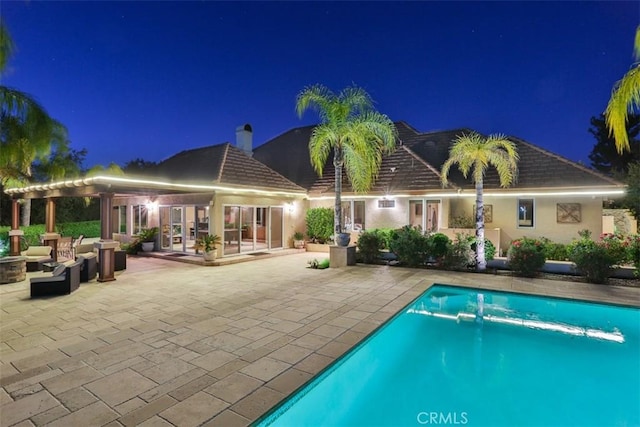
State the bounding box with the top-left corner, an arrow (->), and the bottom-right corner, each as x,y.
30,259 -> 82,298
20,246 -> 54,272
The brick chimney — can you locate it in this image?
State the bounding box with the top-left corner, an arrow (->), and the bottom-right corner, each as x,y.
235,123 -> 253,157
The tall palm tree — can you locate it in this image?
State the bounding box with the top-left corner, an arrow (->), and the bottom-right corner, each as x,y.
605,26 -> 640,154
441,132 -> 519,271
296,84 -> 397,239
1,20 -> 69,225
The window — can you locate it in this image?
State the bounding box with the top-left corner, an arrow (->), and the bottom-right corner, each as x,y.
518,199 -> 534,227
341,200 -> 365,231
378,199 -> 395,208
132,205 -> 148,235
112,206 -> 127,234
118,206 -> 126,233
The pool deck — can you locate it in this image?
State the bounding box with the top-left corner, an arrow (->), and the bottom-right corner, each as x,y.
1,253 -> 638,426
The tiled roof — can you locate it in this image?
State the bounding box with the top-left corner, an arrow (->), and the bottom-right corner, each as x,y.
257,122 -> 623,193
252,126 -> 318,190
308,145 -> 457,195
151,143 -> 306,192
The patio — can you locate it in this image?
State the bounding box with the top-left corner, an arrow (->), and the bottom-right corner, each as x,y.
1,253 -> 638,426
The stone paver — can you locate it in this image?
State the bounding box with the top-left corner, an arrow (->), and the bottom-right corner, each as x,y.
1,253 -> 638,426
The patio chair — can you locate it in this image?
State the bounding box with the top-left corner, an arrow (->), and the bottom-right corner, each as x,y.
30,259 -> 82,298
78,253 -> 97,282
57,237 -> 74,261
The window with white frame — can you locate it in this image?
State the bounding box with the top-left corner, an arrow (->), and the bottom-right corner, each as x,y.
341,200 -> 365,231
518,199 -> 534,227
117,206 -> 126,233
132,205 -> 148,235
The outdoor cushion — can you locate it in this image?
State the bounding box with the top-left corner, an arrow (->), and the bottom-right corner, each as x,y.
22,246 -> 53,257
52,264 -> 66,276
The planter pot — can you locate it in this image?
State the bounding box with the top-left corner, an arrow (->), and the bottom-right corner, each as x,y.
335,233 -> 351,247
203,249 -> 217,261
294,240 -> 305,249
141,242 -> 155,252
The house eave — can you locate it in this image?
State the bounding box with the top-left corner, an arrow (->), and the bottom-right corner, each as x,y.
4,175 -> 308,199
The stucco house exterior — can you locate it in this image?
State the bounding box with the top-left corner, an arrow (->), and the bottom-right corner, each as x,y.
254,122 -> 626,254
5,121 -> 627,261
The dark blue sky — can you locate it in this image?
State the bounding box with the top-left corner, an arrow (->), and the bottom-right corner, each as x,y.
2,1 -> 638,169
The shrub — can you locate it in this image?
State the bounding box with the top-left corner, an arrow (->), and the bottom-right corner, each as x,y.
623,234 -> 640,276
425,233 -> 451,263
370,228 -> 394,250
568,239 -> 617,284
442,233 -> 474,270
0,220 -> 100,247
305,208 -> 334,243
566,233 -> 631,284
507,237 -> 546,277
599,233 -> 628,265
389,226 -> 429,267
469,237 -> 496,262
0,237 -> 8,257
357,230 -> 385,264
540,237 -> 569,261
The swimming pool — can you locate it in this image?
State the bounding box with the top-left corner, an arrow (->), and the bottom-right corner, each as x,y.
255,284 -> 640,427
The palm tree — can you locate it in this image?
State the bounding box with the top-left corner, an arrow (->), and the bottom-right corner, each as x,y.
296,84 -> 397,240
1,20 -> 69,225
441,132 -> 519,271
605,26 -> 640,154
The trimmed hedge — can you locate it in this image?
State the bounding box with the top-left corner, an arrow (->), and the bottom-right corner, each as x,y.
0,220 -> 100,247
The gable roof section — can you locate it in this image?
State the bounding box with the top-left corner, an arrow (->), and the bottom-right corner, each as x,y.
308,145 -> 457,195
152,143 -> 306,192
406,131 -> 621,190
252,126 -> 318,190
243,122 -> 624,195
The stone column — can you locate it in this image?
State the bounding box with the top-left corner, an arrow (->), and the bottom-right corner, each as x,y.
95,240 -> 119,282
9,199 -> 22,256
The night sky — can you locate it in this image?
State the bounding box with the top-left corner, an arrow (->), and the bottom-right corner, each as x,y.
2,1 -> 638,169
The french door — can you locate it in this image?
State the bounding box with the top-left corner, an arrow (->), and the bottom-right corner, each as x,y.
223,205 -> 283,256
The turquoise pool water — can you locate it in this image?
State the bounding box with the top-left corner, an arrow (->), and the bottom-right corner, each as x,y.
255,285 -> 640,427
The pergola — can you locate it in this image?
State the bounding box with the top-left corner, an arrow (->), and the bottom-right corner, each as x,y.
4,175 -> 217,281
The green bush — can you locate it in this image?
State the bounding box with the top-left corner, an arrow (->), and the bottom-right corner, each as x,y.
568,239 -> 617,284
569,233 -> 633,283
599,233 -> 628,265
369,228 -> 394,250
442,233 -> 474,270
357,230 -> 385,264
389,226 -> 429,267
540,237 -> 569,261
305,208 -> 334,243
507,237 -> 546,277
0,237 -> 8,257
469,237 -> 496,262
0,220 -> 100,247
623,234 -> 640,276
426,233 -> 451,261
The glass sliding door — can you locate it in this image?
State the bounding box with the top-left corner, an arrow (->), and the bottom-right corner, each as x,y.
240,207 -> 254,253
269,207 -> 283,249
160,206 -> 171,250
223,205 -> 284,255
224,206 -> 240,256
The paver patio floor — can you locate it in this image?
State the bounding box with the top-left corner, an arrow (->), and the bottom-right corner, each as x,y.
1,253 -> 638,426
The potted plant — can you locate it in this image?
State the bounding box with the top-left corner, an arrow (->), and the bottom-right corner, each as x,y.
201,234 -> 221,261
138,227 -> 159,252
293,231 -> 305,249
